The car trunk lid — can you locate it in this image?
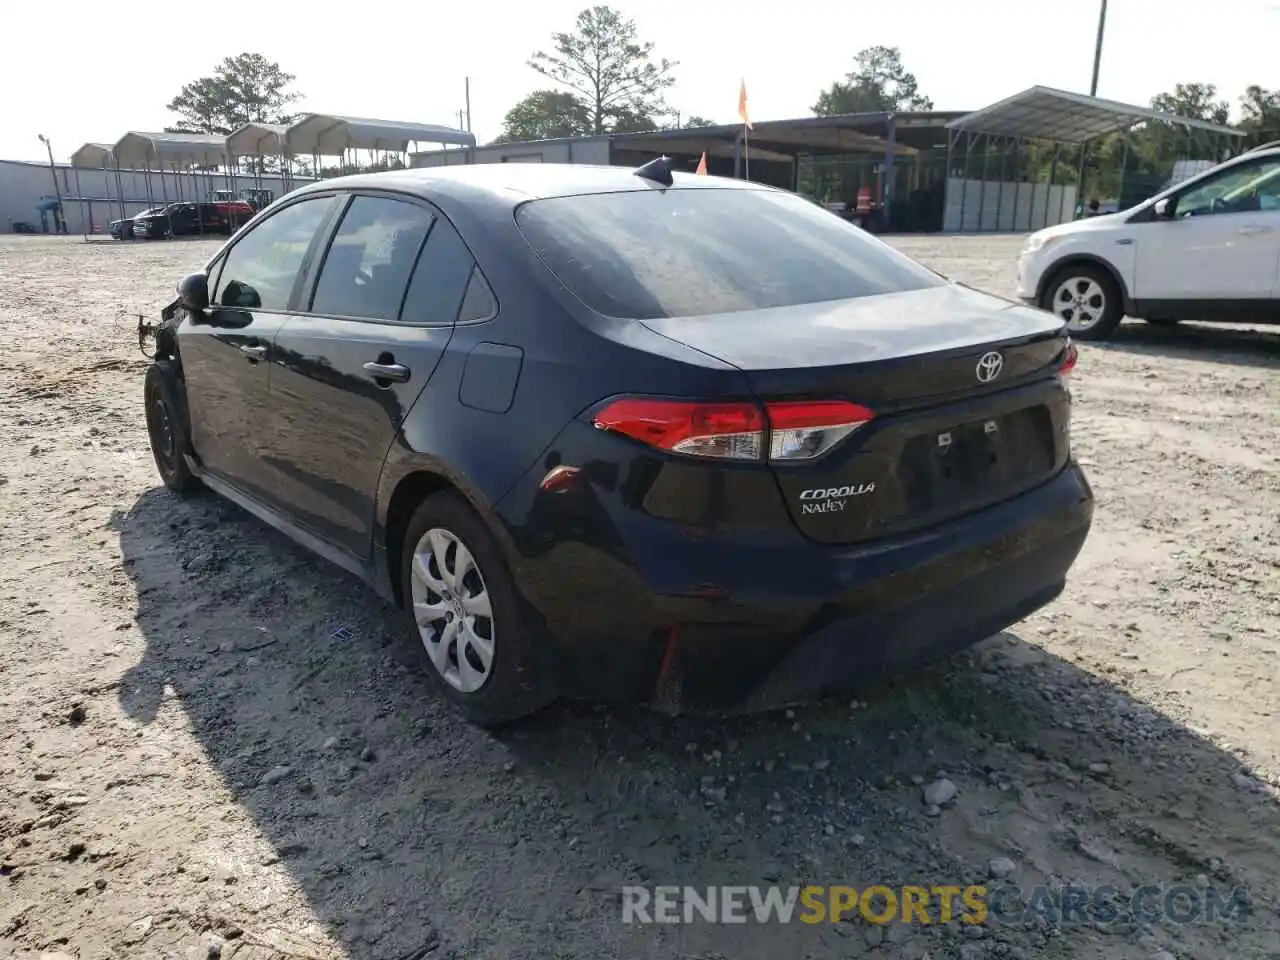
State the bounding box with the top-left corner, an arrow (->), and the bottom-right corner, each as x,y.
640,284 -> 1074,545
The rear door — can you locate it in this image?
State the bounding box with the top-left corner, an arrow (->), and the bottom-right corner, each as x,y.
268,191 -> 490,558
168,203 -> 199,236
179,193 -> 339,504
196,202 -> 227,235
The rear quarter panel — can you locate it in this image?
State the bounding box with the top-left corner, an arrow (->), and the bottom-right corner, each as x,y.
373,197 -> 751,541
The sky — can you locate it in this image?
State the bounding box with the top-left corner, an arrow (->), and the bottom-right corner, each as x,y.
4,0 -> 1278,163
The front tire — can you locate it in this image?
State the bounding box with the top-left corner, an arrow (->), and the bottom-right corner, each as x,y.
400,491 -> 556,727
144,360 -> 199,494
1040,264 -> 1123,341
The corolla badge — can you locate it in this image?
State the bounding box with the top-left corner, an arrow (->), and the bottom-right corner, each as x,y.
798,483 -> 876,515
976,351 -> 1004,383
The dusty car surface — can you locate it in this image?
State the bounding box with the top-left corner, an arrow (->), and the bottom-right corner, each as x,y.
141,161 -> 1093,726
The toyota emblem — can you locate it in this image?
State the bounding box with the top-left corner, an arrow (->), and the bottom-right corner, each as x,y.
975,351 -> 1004,383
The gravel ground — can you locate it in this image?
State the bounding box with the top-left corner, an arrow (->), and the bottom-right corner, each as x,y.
1,233 -> 1278,960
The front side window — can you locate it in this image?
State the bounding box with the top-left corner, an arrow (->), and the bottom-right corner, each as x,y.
1175,158 -> 1280,218
514,187 -> 945,320
213,196 -> 335,311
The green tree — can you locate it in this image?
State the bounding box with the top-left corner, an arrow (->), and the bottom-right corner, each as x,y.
812,45 -> 933,116
495,89 -> 592,142
1150,82 -> 1230,125
528,5 -> 677,134
1070,82 -> 1236,207
165,77 -> 230,135
1239,84 -> 1280,146
682,115 -> 716,128
611,108 -> 658,133
167,53 -> 300,135
1128,81 -> 1234,191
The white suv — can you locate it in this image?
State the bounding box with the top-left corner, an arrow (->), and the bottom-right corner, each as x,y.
1016,145 -> 1280,340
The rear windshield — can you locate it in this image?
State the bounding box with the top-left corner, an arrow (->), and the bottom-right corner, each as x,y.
514,187 -> 945,320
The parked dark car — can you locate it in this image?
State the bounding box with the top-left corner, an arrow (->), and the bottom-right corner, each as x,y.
141,163 -> 1093,726
132,200 -> 255,239
110,207 -> 165,239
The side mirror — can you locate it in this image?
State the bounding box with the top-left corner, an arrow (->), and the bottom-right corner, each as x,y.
177,272 -> 209,312
1153,197 -> 1174,220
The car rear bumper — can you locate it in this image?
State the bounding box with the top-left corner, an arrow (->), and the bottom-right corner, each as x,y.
501,458 -> 1094,714
726,499 -> 1084,713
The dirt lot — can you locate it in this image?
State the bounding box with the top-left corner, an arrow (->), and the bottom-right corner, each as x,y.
1,233 -> 1278,960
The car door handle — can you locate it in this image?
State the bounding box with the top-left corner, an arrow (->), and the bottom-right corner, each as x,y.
1238,224 -> 1273,236
239,344 -> 268,361
362,361 -> 410,383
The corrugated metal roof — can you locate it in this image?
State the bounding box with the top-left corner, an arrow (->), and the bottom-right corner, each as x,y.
113,132 -> 229,167
947,85 -> 1243,143
70,143 -> 115,168
225,123 -> 289,158
285,114 -> 475,155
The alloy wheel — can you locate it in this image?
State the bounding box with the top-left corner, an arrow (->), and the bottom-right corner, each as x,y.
1051,276 -> 1107,332
409,527 -> 495,693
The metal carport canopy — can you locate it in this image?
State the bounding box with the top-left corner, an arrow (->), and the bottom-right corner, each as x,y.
113,132 -> 230,168
286,114 -> 476,156
947,85 -> 1245,142
611,113 -> 927,157
70,143 -> 115,168
226,123 -> 289,158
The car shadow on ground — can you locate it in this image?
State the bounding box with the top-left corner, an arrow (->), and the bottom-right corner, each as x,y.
1099,320 -> 1280,369
115,486 -> 1280,960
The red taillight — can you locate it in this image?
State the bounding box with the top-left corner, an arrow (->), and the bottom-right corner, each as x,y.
591,397 -> 873,462
1059,340 -> 1078,377
592,398 -> 765,460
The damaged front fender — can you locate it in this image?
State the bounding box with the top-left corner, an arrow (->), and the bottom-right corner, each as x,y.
138,297 -> 184,361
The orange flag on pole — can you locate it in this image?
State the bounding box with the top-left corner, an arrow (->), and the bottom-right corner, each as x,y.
738,78 -> 753,130
695,151 -> 708,175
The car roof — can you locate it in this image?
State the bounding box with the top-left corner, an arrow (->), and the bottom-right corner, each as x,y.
288,163 -> 772,209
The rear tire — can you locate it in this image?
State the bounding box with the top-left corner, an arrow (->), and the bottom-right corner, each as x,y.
144,360 -> 200,494
1040,264 -> 1123,341
399,491 -> 557,727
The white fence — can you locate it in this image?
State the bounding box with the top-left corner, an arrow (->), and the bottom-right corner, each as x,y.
943,177 -> 1079,233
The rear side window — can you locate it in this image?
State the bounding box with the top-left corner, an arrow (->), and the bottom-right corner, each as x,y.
400,217 -> 480,326
310,196 -> 435,321
213,196 -> 334,311
457,268 -> 497,322
515,187 -> 944,320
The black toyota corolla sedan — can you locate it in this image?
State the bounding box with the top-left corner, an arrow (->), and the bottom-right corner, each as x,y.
142,160 -> 1093,726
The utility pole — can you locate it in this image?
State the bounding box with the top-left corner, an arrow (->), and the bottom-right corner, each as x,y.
1089,0 -> 1108,97
464,77 -> 472,132
36,134 -> 66,233
1077,0 -> 1108,218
